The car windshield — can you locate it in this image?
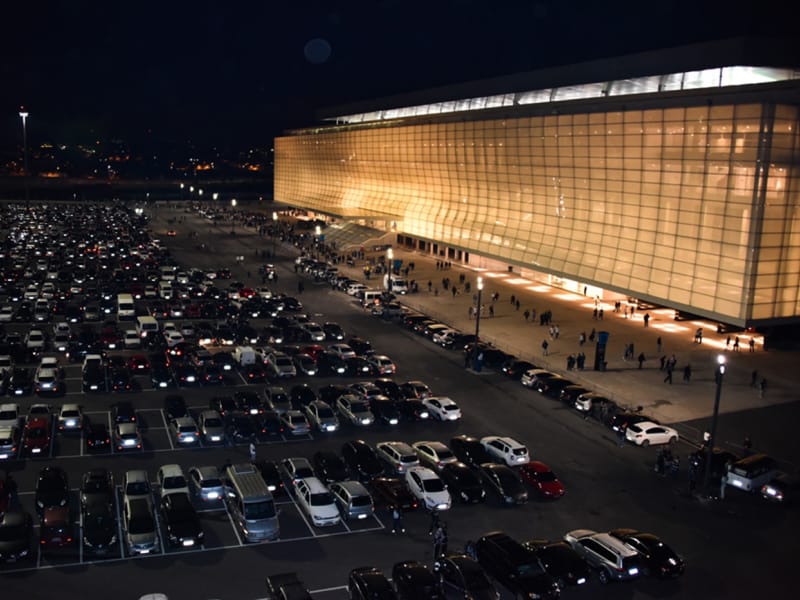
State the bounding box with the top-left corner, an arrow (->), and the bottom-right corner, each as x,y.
351,403 -> 368,414
422,478 -> 445,493
163,476 -> 187,489
26,427 -> 47,439
536,471 -> 556,482
243,499 -> 276,519
351,495 -> 371,507
289,415 -> 305,425
178,425 -> 195,433
126,481 -> 150,495
310,492 -> 334,506
128,515 -> 154,535
0,523 -> 26,540
200,478 -> 222,488
83,479 -> 109,493
317,407 -> 334,418
204,418 -> 223,428
516,560 -> 546,577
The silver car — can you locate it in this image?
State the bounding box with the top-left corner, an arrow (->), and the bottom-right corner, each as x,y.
188,465 -> 224,502
281,410 -> 310,436
329,480 -> 374,521
198,410 -> 226,444
305,400 -> 340,433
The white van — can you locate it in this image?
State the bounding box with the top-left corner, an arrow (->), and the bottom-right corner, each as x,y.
117,293 -> 136,321
158,280 -> 173,300
233,346 -> 257,366
383,275 -> 408,295
223,463 -> 279,542
135,316 -> 159,339
159,265 -> 177,281
726,454 -> 779,492
360,290 -> 383,308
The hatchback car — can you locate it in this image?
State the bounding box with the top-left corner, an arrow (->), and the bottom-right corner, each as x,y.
422,397 -> 462,421
480,436 -> 530,466
57,403 -> 84,432
376,441 -> 420,475
114,422 -> 143,451
305,400 -> 340,433
405,466 -> 451,511
412,441 -> 458,472
294,477 -> 341,527
329,480 -> 374,521
478,463 -> 528,505
342,440 -> 384,481
625,421 -> 679,446
188,465 -> 224,502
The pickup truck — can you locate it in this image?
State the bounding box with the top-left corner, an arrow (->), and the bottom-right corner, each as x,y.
265,572 -> 312,600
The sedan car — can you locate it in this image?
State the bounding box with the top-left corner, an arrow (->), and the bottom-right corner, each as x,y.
367,354 -> 396,375
438,553 -> 499,600
114,422 -> 143,451
312,450 -> 350,483
391,560 -> 444,600
524,539 -> 590,588
405,466 -> 451,511
518,461 -> 566,499
478,463 -> 528,505
281,410 -> 311,436
188,465 -> 224,502
0,510 -> 33,562
439,462 -> 486,504
337,394 -> 374,427
35,466 -> 69,514
80,468 -> 114,510
82,502 -> 117,555
342,440 -> 384,481
422,397 -> 462,421
169,416 -> 200,445
305,400 -> 340,433
369,477 -> 419,511
57,403 -> 84,433
450,435 -> 492,468
22,417 -> 51,456
412,441 -> 458,472
608,528 -> 685,578
161,492 -> 204,548
625,421 -> 679,446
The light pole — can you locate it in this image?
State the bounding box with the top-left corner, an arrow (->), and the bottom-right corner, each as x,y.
19,109 -> 29,207
471,276 -> 484,370
387,247 -> 393,275
703,355 -> 726,495
272,211 -> 278,256
230,198 -> 237,234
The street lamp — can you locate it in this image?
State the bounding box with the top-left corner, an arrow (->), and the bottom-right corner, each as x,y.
471,276 -> 484,370
272,211 -> 278,256
19,109 -> 29,206
230,198 -> 237,234
387,247 -> 393,274
189,186 -> 194,194
703,354 -> 726,495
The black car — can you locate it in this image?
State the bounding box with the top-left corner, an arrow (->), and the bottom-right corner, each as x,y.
235,390 -> 264,415
256,411 -> 283,437
80,469 -> 114,510
369,477 -> 419,511
35,466 -> 69,515
82,503 -> 117,555
347,337 -> 373,356
524,540 -> 591,588
558,385 -> 591,405
323,322 -> 345,341
160,493 -> 204,548
450,435 -> 493,468
0,511 -> 33,562
476,532 -> 559,599
438,553 -> 498,600
254,460 -> 284,495
174,364 -> 200,387
501,360 -> 536,380
478,463 -> 528,505
109,367 -> 134,392
393,398 -> 430,422
209,395 -> 239,419
150,364 -> 174,389
84,420 -> 111,451
317,351 -> 347,376
369,397 -> 402,426
391,560 -> 444,599
348,566 -> 396,600
317,384 -> 350,405
290,384 -> 316,409
342,440 -> 385,481
241,362 -> 267,383
608,412 -> 656,433
164,395 -> 188,420
608,529 -> 685,578
439,462 -> 486,504
312,450 -> 350,483
113,401 -> 137,424
80,365 -> 107,393
373,378 -> 403,401
211,351 -> 236,372
200,363 -> 225,385
539,376 -> 574,399
228,413 -> 257,442
9,368 -> 34,396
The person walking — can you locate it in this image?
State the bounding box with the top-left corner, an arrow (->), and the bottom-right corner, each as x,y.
637,352 -> 646,369
433,524 -> 448,566
688,462 -> 697,492
751,370 -> 758,387
249,442 -> 257,462
683,364 -> 692,382
391,505 -> 405,533
617,423 -> 628,447
749,338 -> 756,352
489,304 -> 494,318
664,365 -> 673,384
719,473 -> 727,500
759,378 -> 767,398
428,509 -> 441,535
523,309 -> 530,322
541,340 -> 549,356
515,300 -> 521,311
733,336 -> 740,351
644,313 -> 650,327
656,336 -> 662,353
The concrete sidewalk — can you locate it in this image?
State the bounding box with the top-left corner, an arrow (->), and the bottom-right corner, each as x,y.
336,247 -> 799,431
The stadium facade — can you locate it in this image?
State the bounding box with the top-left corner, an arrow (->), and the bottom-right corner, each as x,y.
274,38 -> 800,337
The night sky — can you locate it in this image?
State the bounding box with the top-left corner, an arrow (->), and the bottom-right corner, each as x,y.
0,0 -> 793,152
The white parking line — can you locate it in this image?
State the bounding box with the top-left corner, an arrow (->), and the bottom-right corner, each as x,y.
114,488 -> 125,557
159,409 -> 175,451
78,509 -> 84,564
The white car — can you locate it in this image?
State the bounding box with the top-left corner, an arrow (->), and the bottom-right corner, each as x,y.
157,464 -> 191,497
625,421 -> 679,446
432,328 -> 459,346
165,331 -> 185,348
480,436 -> 530,466
169,416 -> 200,445
329,344 -> 356,359
305,400 -> 340,432
301,322 -> 326,342
294,477 -> 341,527
123,330 -> 141,349
412,441 -> 458,471
34,367 -> 61,394
25,329 -> 47,350
57,403 -> 83,431
422,397 -> 462,421
346,283 -> 368,296
0,403 -> 20,430
0,306 -> 14,322
405,466 -> 451,511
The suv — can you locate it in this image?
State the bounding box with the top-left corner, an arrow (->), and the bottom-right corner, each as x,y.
124,496 -> 158,555
348,567 -> 394,600
564,529 -> 642,584
476,531 -> 560,599
294,477 -> 341,527
480,436 -> 530,466
376,441 -> 419,475
157,464 -> 190,497
329,480 -> 374,521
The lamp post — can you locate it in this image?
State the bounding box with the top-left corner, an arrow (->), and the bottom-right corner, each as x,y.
387,247 -> 393,275
19,109 -> 29,206
703,355 -> 726,495
230,198 -> 237,234
272,211 -> 278,256
471,276 -> 484,370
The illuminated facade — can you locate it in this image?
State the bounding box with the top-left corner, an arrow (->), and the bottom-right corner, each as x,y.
275,47 -> 800,329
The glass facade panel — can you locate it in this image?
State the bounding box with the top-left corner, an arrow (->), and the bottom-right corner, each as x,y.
276,102 -> 800,325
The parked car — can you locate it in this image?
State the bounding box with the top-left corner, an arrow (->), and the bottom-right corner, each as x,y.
305,400 -> 340,433
312,450 -> 349,483
439,462 -> 486,504
438,553 -> 499,600
294,477 -> 341,527
422,397 -> 462,421
160,492 -> 204,548
404,466 -> 451,511
625,421 -> 679,446
368,477 -> 419,511
391,560 -> 444,599
342,440 -> 384,481
518,461 -> 566,499
480,436 -> 530,466
412,441 -> 458,472
347,566 -> 396,600
563,529 -> 642,584
524,539 -> 590,588
475,532 -> 559,599
329,480 -> 374,521
450,435 -> 492,468
478,463 -> 528,505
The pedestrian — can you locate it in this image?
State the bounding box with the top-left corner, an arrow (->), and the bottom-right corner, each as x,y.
719,473 -> 727,500
751,370 -> 758,387
683,364 -> 691,382
598,308 -> 604,319
468,306 -> 474,319
452,286 -> 457,298
249,442 -> 257,462
637,352 -> 646,369
733,336 -> 740,351
428,509 -> 441,535
489,304 -> 494,318
515,300 -> 521,311
577,352 -> 585,370
617,423 -> 627,447
664,366 -> 673,384
759,377 -> 767,398
433,524 -> 448,565
391,505 -> 405,533
579,332 -> 586,345
530,309 -> 537,322
592,307 -> 598,320
567,354 -> 575,370
464,351 -> 470,369
297,281 -> 304,294
659,355 -> 666,370
726,336 -> 731,349
5,472 -> 18,507
554,325 -> 560,339
749,338 -> 756,352
523,309 -> 530,322
428,280 -> 432,292
644,313 -> 650,327
542,340 -> 549,356
589,328 -> 596,342
656,336 -> 662,353
743,435 -> 753,456
510,294 -> 516,305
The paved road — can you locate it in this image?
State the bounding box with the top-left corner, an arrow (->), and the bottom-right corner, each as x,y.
1,204 -> 796,600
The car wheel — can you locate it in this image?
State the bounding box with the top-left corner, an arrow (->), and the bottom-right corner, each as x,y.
598,569 -> 610,584
642,439 -> 650,447
669,436 -> 677,444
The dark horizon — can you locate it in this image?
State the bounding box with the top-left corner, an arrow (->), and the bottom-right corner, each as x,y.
2,0 -> 795,153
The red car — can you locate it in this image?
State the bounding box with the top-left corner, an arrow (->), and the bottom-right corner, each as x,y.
22,417 -> 52,457
40,506 -> 73,550
127,354 -> 151,372
300,345 -> 325,361
185,303 -> 202,319
100,326 -> 123,350
518,461 -> 565,499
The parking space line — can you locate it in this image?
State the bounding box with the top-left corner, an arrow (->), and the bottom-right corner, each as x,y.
159,409 -> 175,451
114,487 -> 125,557
223,501 -> 244,546
286,491 -> 317,537
78,508 -> 84,564
49,418 -> 56,459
